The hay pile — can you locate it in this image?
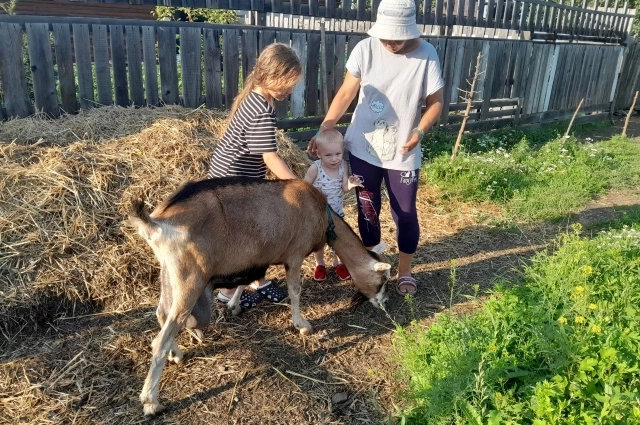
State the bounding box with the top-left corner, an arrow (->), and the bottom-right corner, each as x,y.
0,105 -> 312,337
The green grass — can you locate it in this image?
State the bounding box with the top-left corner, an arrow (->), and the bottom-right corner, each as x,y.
392,222 -> 640,424
422,129 -> 640,222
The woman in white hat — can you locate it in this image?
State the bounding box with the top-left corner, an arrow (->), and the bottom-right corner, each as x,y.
309,0 -> 444,297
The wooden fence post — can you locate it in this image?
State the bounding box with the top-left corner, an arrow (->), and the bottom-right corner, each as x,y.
621,90 -> 638,137
565,97 -> 584,137
451,52 -> 483,164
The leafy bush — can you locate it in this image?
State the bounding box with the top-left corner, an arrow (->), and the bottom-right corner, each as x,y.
393,222 -> 640,424
152,6 -> 237,24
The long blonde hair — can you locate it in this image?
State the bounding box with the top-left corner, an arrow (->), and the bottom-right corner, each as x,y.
228,43 -> 302,122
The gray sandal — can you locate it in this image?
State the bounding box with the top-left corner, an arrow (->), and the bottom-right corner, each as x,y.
396,275 -> 417,296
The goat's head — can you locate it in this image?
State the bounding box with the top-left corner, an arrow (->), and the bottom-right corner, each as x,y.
350,243 -> 391,309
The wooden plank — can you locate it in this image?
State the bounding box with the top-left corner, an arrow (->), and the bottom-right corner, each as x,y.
334,34 -> 346,98
491,41 -> 508,99
477,0 -> 486,25
272,0 -> 282,13
305,32 -> 320,116
346,35 -> 362,112
291,0 -> 301,15
356,0 -> 366,20
456,0 -> 466,25
52,23 -> 77,114
274,30 -> 291,118
509,41 -> 529,99
259,29 -> 275,53
276,31 -> 290,46
423,0 -> 432,24
180,27 -> 202,108
485,0 -> 495,26
481,42 -> 498,118
241,29 -> 258,84
223,29 -> 240,109
325,0 -> 335,18
541,44 -> 558,112
158,26 -> 178,105
72,24 -> 94,109
0,22 -> 32,118
475,41 -> 491,101
203,28 -> 223,110
308,0 -> 318,15
290,32 -> 307,118
494,0 -> 504,28
570,45 -> 588,107
371,0 -> 380,21
25,22 -> 59,117
125,25 -> 144,107
434,0 -> 444,24
110,25 -> 129,107
141,26 -> 158,106
92,24 -> 113,106
548,44 -> 566,110
323,33 -> 336,114
522,44 -> 541,114
467,0 -> 476,26
440,39 -> 460,124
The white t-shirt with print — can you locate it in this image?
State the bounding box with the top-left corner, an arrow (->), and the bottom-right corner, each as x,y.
344,37 -> 444,171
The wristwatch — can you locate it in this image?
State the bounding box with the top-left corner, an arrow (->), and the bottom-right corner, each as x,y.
412,128 -> 425,139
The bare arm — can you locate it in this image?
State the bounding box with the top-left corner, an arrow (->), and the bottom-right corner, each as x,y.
342,162 -> 363,192
303,163 -> 318,185
308,72 -> 361,157
263,151 -> 297,179
400,88 -> 445,155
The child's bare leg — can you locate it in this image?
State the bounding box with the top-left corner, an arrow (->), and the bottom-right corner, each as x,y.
314,247 -> 325,266
313,247 -> 327,281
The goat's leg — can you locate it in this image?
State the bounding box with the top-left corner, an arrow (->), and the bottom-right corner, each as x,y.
140,274 -> 204,416
226,284 -> 246,316
285,260 -> 312,335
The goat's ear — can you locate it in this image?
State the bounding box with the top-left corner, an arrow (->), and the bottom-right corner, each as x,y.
370,242 -> 388,255
373,262 -> 391,272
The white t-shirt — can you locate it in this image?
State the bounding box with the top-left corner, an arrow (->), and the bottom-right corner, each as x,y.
345,38 -> 444,171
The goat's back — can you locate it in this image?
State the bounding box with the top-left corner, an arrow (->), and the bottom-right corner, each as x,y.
148,177 -> 329,275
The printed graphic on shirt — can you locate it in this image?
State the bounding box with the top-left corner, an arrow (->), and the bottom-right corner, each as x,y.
370,100 -> 384,114
399,170 -> 418,185
367,119 -> 397,161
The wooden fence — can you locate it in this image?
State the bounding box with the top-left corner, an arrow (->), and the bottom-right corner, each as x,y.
0,15 -> 637,141
33,0 -> 636,44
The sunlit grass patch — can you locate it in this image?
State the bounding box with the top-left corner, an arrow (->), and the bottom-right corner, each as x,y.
392,223 -> 640,424
422,133 -> 640,222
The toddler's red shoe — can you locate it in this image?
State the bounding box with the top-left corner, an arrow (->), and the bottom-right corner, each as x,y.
335,263 -> 351,280
314,265 -> 327,281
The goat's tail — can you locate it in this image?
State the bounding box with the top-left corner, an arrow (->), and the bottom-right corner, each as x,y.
128,200 -> 160,242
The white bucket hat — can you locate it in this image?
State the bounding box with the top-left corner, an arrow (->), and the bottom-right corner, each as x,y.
367,0 -> 422,41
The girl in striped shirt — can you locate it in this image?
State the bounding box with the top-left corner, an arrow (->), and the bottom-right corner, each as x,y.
210,43 -> 301,310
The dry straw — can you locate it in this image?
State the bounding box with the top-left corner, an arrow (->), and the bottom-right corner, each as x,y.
0,105 -> 312,337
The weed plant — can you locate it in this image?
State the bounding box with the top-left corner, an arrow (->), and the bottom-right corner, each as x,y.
392,222 -> 640,424
422,129 -> 640,222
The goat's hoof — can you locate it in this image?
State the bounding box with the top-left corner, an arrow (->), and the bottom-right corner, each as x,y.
297,323 -> 313,336
192,329 -> 204,341
168,349 -> 183,364
229,305 -> 242,316
142,401 -> 165,416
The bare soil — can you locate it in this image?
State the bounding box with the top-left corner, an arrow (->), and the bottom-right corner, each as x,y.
1,113 -> 639,425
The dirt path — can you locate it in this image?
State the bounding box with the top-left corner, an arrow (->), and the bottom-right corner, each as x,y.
1,118 -> 639,425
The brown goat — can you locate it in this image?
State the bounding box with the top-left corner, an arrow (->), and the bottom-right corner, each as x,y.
129,177 -> 391,415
